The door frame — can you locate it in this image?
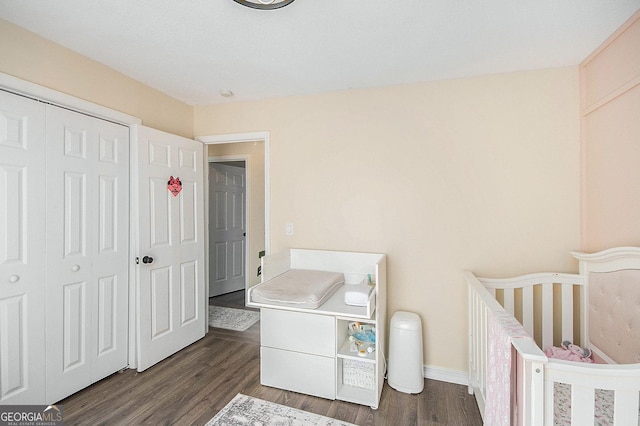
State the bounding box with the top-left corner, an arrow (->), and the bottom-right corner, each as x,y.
0,72 -> 145,368
197,132 -> 270,303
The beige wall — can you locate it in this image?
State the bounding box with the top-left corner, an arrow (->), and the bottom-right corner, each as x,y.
1,15 -> 588,373
0,18 -> 193,138
208,142 -> 266,288
195,67 -> 581,371
581,10 -> 640,251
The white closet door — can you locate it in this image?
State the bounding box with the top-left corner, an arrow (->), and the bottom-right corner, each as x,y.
90,117 -> 129,382
0,91 -> 47,404
134,125 -> 205,372
45,105 -> 129,403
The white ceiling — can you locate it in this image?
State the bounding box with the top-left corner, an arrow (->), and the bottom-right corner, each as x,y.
1,1 -> 639,105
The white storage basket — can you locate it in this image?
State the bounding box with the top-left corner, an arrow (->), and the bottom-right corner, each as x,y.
342,359 -> 375,390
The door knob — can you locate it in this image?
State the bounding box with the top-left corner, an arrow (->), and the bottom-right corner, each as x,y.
142,256 -> 154,264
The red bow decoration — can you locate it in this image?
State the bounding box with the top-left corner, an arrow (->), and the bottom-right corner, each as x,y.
167,176 -> 182,197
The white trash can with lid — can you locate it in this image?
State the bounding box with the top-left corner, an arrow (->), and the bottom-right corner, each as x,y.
388,311 -> 424,394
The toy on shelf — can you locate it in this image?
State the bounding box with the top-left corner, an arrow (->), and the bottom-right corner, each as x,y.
348,322 -> 376,357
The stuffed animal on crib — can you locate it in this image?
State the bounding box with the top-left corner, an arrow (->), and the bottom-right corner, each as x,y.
544,340 -> 594,363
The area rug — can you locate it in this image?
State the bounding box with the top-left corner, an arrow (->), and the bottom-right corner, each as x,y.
208,306 -> 260,331
206,393 -> 356,426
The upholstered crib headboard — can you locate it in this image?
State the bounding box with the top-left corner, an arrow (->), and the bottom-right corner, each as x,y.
588,269 -> 640,364
573,247 -> 640,365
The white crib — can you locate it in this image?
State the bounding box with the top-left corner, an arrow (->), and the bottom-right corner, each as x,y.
467,247 -> 640,425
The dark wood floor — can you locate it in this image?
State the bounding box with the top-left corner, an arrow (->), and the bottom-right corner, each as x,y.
59,291 -> 482,425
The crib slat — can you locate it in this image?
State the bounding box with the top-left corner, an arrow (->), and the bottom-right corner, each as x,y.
544,380 -> 555,425
613,390 -> 640,425
480,297 -> 486,395
469,294 -> 477,379
503,288 -> 515,315
475,295 -> 483,389
571,386 -> 595,425
541,283 -> 553,350
560,283 -> 573,343
522,286 -> 534,337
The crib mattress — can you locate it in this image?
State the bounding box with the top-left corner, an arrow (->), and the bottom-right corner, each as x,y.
251,269 -> 345,309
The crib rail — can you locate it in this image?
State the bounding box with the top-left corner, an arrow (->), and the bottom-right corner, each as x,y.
469,271 -> 587,425
468,269 -> 640,426
478,272 -> 584,351
467,271 -> 548,425
467,271 -> 500,414
545,360 -> 640,425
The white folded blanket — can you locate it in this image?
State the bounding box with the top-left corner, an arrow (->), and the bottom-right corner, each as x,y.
251,269 -> 345,309
344,283 -> 373,306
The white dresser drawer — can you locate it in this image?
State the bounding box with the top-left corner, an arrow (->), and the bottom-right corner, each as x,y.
261,347 -> 335,399
261,308 -> 335,357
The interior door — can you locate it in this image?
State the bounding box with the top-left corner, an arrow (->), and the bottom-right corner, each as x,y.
45,105 -> 129,403
134,125 -> 205,372
209,162 -> 246,296
0,90 -> 47,404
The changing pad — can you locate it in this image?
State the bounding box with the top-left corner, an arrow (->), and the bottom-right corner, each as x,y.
251,269 -> 345,309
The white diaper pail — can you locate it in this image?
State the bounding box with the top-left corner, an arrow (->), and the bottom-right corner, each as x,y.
388,311 -> 424,394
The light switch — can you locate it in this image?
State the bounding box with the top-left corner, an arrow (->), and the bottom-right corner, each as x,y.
285,222 -> 294,236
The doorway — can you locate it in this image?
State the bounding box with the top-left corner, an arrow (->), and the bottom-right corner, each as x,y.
201,132 -> 269,304
209,161 -> 247,296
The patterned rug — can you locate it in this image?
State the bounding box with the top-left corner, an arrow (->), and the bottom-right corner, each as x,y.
208,306 -> 260,331
206,393 -> 356,426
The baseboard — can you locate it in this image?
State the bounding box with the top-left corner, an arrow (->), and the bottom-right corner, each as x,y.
423,365 -> 468,386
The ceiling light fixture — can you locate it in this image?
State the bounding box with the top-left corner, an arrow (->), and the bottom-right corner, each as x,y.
232,0 -> 295,10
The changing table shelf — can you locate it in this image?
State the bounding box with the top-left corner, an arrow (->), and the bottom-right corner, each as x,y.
337,338 -> 376,362
252,248 -> 387,409
248,283 -> 376,319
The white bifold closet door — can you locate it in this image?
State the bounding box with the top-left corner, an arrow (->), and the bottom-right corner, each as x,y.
45,105 -> 129,403
0,90 -> 129,404
0,91 -> 47,404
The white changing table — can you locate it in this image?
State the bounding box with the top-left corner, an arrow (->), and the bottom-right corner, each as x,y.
247,249 -> 387,409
